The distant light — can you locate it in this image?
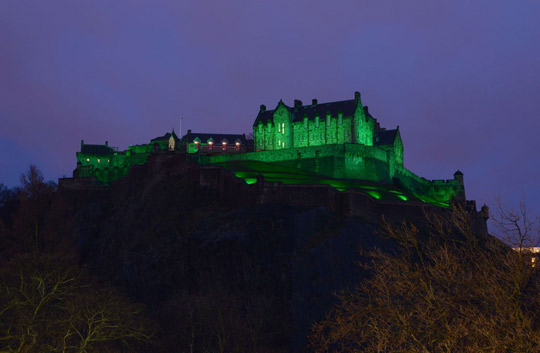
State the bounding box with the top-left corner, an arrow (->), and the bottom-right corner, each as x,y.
208,141 -> 213,145
222,142 -> 227,145
98,159 -> 100,163
236,142 -> 240,146
86,158 -> 90,162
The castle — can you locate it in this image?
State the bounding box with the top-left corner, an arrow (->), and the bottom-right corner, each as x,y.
71,92 -> 465,207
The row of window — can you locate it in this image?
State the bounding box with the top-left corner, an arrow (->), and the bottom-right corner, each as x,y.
259,119 -> 351,135
85,158 -> 110,163
193,141 -> 242,151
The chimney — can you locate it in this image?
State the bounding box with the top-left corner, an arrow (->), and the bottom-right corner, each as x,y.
105,141 -> 108,147
260,104 -> 266,112
364,105 -> 369,114
294,99 -> 303,108
312,99 -> 318,105
81,140 -> 84,150
187,129 -> 191,135
355,91 -> 361,103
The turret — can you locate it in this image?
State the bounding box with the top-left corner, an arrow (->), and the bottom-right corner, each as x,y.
453,170 -> 466,201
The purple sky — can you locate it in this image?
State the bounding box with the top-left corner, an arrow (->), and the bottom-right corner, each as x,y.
1,1 -> 539,234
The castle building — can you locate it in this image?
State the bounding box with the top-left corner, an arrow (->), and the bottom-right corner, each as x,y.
70,91 -> 465,207
202,91 -> 465,205
253,91 -> 403,165
253,92 -> 401,159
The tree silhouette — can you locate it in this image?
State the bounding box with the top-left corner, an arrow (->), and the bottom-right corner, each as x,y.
310,202 -> 540,353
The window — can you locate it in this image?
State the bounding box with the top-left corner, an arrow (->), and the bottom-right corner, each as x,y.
282,123 -> 285,135
208,141 -> 213,150
315,116 -> 319,128
304,117 -> 308,129
259,124 -> 263,134
278,123 -> 281,133
338,114 -> 343,126
97,159 -> 100,163
327,117 -> 331,126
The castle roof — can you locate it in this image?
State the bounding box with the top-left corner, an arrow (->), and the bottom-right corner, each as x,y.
374,129 -> 400,146
180,132 -> 248,145
151,130 -> 179,142
253,98 -> 375,126
80,144 -> 115,155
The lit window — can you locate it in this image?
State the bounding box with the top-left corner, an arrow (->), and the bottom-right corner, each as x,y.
208,141 -> 213,150
86,158 -> 90,162
98,159 -> 100,163
282,123 -> 285,135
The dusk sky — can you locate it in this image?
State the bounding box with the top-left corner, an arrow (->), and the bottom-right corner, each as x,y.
1,1 -> 539,234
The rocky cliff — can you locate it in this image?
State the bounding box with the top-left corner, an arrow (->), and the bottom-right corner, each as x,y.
58,153 -> 488,352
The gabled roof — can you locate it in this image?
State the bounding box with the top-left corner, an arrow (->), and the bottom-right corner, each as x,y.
80,144 -> 115,155
181,132 -> 248,144
374,129 -> 399,146
151,130 -> 179,142
253,98 -> 374,126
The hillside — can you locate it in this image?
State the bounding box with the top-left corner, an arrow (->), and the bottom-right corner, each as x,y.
57,153 -> 489,352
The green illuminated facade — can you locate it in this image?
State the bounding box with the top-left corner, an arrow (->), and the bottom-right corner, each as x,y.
75,131 -> 179,183
201,92 -> 464,206
72,91 -> 465,206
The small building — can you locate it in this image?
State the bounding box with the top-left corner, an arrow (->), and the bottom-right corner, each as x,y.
180,130 -> 250,154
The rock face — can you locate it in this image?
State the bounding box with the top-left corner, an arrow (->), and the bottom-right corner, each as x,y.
59,153 -> 487,352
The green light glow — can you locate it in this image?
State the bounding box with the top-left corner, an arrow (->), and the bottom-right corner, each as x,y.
74,93 -> 463,208
366,191 -> 381,199
244,178 -> 257,185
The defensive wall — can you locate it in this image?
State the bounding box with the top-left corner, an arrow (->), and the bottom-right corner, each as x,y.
61,152 -> 485,233
201,143 -> 463,204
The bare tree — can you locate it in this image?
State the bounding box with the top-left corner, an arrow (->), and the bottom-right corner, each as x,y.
491,193 -> 540,251
310,202 -> 540,353
0,255 -> 154,353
